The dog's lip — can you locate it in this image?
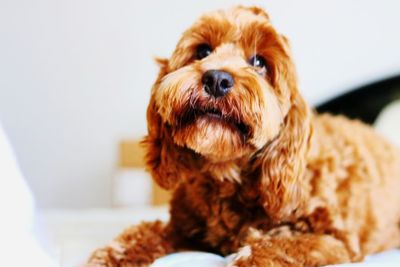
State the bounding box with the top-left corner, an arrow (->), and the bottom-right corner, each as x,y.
191,107 -> 250,136
204,108 -> 223,119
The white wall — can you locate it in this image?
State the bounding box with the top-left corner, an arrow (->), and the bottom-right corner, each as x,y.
0,0 -> 399,209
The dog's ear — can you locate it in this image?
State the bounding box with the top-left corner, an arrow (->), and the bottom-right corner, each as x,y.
142,61 -> 189,190
142,96 -> 186,190
250,92 -> 312,222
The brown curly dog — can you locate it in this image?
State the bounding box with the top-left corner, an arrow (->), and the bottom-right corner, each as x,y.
86,6 -> 400,267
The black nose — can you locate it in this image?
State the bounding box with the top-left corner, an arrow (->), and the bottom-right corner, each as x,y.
202,70 -> 234,97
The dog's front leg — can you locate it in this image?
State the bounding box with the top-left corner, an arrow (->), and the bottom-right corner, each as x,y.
85,221 -> 174,267
229,232 -> 355,267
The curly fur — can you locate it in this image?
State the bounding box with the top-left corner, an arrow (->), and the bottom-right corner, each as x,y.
86,6 -> 400,267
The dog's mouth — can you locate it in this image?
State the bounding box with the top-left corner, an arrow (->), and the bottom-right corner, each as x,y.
179,106 -> 250,137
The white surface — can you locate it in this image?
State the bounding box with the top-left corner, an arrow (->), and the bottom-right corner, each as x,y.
150,250 -> 400,267
1,0 -> 400,209
374,100 -> 400,147
42,207 -> 169,267
0,123 -> 56,267
41,208 -> 400,267
151,252 -> 226,267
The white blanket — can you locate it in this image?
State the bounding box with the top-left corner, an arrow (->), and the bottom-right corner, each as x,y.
0,123 -> 56,267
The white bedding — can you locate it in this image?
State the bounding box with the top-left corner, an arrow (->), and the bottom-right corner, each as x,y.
40,207 -> 169,267
39,208 -> 400,267
0,123 -> 56,267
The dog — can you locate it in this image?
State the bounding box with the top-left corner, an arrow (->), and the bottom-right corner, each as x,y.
86,6 -> 400,266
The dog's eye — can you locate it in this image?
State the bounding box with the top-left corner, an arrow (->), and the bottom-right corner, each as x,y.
195,44 -> 212,60
249,55 -> 267,69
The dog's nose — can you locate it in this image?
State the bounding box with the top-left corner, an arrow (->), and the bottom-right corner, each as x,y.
202,70 -> 234,97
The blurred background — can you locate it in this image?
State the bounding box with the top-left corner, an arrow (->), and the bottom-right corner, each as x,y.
1,0 -> 400,266
1,0 -> 400,210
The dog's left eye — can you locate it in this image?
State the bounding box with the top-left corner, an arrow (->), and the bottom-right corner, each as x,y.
249,55 -> 267,69
195,44 -> 212,60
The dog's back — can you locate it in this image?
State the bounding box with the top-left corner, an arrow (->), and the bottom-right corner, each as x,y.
309,113 -> 400,256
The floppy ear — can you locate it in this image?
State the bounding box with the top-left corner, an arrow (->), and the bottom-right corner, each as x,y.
250,91 -> 312,222
142,101 -> 176,190
142,59 -> 192,190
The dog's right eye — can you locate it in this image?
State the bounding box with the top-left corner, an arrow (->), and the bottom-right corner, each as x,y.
195,44 -> 212,60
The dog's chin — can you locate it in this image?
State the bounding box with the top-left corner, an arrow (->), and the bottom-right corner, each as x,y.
173,115 -> 250,162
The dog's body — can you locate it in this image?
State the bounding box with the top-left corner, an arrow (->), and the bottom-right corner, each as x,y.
87,6 -> 400,267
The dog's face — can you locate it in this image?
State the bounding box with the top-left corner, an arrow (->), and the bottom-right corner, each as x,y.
146,6 -> 311,218
150,6 -> 298,162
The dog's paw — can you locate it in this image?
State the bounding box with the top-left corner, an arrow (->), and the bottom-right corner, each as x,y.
227,244 -> 301,267
85,247 -> 115,267
226,246 -> 253,267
